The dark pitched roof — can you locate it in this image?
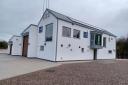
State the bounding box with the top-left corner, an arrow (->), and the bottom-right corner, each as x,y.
47,9 -> 116,37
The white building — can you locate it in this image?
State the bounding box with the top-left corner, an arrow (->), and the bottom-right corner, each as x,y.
21,24 -> 38,58
36,9 -> 116,61
8,35 -> 22,55
9,9 -> 116,62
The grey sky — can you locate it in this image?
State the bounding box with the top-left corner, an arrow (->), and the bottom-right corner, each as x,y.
0,0 -> 128,41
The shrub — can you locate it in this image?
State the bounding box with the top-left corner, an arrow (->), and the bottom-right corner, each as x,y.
0,41 -> 8,49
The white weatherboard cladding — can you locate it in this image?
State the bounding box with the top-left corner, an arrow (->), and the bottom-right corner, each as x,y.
37,12 -> 57,61
23,25 -> 38,58
97,34 -> 116,59
28,26 -> 38,58
56,20 -> 94,61
9,36 -> 22,55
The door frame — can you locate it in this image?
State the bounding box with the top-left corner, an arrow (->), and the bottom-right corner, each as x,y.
22,35 -> 29,57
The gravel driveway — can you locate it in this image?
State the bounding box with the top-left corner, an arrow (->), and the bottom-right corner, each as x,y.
1,59 -> 128,85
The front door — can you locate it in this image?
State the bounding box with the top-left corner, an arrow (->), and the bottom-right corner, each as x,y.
94,49 -> 97,60
22,35 -> 29,57
9,44 -> 12,55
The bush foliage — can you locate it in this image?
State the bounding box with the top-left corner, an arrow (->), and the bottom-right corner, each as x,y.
0,41 -> 8,49
117,37 -> 128,59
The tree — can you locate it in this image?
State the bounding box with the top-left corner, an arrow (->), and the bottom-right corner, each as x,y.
0,41 -> 8,49
117,37 -> 128,59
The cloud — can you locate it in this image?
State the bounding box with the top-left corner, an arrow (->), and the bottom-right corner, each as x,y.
0,0 -> 128,41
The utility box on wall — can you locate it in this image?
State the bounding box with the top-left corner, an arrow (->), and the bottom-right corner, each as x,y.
90,31 -> 103,49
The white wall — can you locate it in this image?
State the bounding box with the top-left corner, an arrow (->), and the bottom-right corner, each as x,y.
56,20 -> 94,61
97,34 -> 116,59
28,26 -> 38,58
37,11 -> 58,61
22,25 -> 38,58
9,36 -> 22,55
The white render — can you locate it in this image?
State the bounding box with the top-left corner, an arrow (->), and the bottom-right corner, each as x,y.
8,35 -> 22,55
22,24 -> 38,58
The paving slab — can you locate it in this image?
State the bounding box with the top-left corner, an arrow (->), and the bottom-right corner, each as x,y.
0,54 -> 61,80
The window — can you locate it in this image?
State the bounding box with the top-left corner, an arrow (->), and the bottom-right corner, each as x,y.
45,23 -> 53,41
39,26 -> 43,33
83,32 -> 88,38
103,37 -> 106,47
40,46 -> 44,51
95,34 -> 102,45
62,26 -> 71,37
108,50 -> 112,54
73,29 -> 80,39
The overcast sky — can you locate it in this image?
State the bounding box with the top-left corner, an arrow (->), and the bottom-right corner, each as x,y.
0,0 -> 128,41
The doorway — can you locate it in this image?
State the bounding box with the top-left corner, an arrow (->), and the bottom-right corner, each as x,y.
94,49 -> 97,60
22,35 -> 29,57
9,44 -> 13,55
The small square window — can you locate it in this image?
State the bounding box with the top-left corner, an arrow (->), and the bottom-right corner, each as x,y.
39,26 -> 43,33
62,26 -> 71,37
73,29 -> 80,39
40,46 -> 44,51
83,32 -> 88,38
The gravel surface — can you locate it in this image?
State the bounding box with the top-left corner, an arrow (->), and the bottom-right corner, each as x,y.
1,60 -> 128,85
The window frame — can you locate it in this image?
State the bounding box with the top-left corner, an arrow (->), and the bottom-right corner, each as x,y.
73,29 -> 80,39
39,26 -> 43,33
103,37 -> 106,47
62,26 -> 71,38
40,46 -> 44,51
45,23 -> 53,42
95,34 -> 102,46
83,32 -> 88,38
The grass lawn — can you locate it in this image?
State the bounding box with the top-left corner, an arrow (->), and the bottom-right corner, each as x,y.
1,60 -> 128,85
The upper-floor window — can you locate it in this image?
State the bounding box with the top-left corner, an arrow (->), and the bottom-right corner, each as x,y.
62,26 -> 71,37
95,34 -> 102,45
39,26 -> 43,33
103,37 -> 106,47
83,32 -> 88,38
45,23 -> 53,42
73,29 -> 80,39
